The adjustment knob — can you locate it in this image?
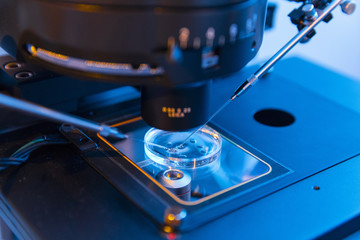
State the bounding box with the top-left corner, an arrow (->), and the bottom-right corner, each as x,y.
302,4 -> 318,21
341,0 -> 356,15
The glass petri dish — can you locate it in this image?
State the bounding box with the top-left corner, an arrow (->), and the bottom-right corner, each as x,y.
144,126 -> 222,168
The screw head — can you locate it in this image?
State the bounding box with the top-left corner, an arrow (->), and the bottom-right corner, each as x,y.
15,71 -> 33,80
4,62 -> 22,70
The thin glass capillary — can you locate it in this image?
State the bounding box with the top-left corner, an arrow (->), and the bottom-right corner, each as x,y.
130,137 -> 171,150
140,0 -> 344,153
175,98 -> 232,149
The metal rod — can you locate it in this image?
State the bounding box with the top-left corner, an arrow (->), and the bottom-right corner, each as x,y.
0,93 -> 127,139
231,0 -> 344,100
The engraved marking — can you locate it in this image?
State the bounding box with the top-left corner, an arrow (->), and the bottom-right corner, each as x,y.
229,24 -> 238,42
246,14 -> 258,34
219,35 -> 225,46
179,28 -> 190,49
168,36 -> 175,49
193,37 -> 201,49
206,27 -> 215,47
162,107 -> 192,118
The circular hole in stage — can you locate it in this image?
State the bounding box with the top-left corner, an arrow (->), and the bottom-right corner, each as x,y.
254,109 -> 295,127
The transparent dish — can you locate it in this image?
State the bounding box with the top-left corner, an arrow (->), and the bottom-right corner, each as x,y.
144,126 -> 222,168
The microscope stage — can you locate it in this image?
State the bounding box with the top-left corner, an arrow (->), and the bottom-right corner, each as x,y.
57,58 -> 360,231
96,118 -> 287,204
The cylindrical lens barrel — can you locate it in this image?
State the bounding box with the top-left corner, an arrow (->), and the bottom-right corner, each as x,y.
141,81 -> 211,131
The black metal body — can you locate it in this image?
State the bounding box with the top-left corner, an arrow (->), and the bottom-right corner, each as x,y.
0,0 -> 267,130
141,81 -> 212,130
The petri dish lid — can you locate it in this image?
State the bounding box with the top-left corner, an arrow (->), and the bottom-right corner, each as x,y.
144,126 -> 222,168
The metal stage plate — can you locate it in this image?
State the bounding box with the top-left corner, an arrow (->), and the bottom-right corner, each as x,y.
100,118 -> 277,203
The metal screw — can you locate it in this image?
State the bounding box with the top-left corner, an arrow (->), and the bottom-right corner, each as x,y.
15,71 -> 33,80
341,0 -> 356,15
4,62 -> 22,70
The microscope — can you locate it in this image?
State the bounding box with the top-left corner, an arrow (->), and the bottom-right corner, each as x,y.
0,0 -> 267,131
0,0 -> 359,239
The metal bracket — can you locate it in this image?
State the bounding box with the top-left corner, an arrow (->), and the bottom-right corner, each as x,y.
59,124 -> 98,152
